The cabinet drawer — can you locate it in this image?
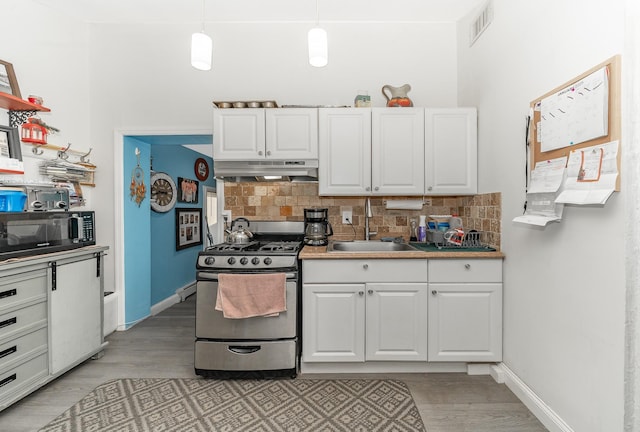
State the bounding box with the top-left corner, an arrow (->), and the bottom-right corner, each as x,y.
0,302 -> 47,341
303,259 -> 428,283
429,259 -> 502,283
0,328 -> 47,371
0,268 -> 48,312
0,353 -> 48,400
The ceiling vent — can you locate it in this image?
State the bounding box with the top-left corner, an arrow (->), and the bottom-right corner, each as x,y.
469,2 -> 493,46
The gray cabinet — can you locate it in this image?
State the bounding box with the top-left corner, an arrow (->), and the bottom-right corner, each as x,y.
0,247 -> 107,411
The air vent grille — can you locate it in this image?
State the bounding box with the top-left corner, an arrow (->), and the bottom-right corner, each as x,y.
469,2 -> 493,46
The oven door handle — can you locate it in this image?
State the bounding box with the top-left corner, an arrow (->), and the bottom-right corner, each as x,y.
228,345 -> 261,355
197,272 -> 297,281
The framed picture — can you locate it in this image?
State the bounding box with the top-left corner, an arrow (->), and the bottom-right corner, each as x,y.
175,207 -> 202,250
194,157 -> 210,181
0,125 -> 22,160
0,60 -> 21,98
177,177 -> 199,203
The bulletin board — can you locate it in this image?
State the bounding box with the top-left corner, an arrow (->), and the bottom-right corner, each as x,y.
529,55 -> 621,190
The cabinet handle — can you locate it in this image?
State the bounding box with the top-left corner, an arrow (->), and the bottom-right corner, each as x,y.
258,150 -> 263,156
428,186 -> 433,191
362,264 -> 369,270
0,289 -> 17,299
431,290 -> 438,296
368,289 -> 373,295
374,186 -> 379,191
266,150 -> 271,156
0,317 -> 17,329
464,263 -> 471,269
365,187 -> 371,191
0,373 -> 16,389
358,291 -> 364,296
0,346 -> 17,359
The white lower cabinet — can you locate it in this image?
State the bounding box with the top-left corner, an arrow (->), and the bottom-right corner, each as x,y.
302,257 -> 503,368
302,260 -> 428,363
427,259 -> 503,362
50,253 -> 104,374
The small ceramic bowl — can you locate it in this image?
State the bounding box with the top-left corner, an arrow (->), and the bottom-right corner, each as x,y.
232,102 -> 246,108
216,102 -> 232,108
262,101 -> 276,108
246,101 -> 261,108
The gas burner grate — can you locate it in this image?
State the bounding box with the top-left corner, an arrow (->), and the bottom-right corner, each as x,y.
206,242 -> 260,252
258,241 -> 301,252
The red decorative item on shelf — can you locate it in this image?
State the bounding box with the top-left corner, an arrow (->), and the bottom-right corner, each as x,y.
21,118 -> 48,145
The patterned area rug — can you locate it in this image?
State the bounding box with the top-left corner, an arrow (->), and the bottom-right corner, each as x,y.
39,378 -> 426,431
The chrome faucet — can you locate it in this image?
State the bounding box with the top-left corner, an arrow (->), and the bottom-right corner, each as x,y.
365,198 -> 377,241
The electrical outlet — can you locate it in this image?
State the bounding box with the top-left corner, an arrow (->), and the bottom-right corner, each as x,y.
222,210 -> 232,225
342,209 -> 353,224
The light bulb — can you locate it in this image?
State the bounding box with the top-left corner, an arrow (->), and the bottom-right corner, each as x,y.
191,32 -> 212,71
308,27 -> 328,68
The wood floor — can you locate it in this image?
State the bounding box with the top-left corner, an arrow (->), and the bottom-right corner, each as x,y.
0,295 -> 548,432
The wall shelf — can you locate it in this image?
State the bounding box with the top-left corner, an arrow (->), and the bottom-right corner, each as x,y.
0,91 -> 51,127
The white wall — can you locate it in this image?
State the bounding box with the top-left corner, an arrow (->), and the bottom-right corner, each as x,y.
86,20 -> 461,298
457,1 -> 627,430
0,1 -> 92,191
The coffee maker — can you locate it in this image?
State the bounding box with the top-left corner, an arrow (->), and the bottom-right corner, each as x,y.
304,208 -> 333,246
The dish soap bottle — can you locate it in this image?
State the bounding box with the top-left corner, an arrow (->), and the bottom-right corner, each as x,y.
418,215 -> 427,242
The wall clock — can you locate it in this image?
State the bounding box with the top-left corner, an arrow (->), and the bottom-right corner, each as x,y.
194,158 -> 210,181
150,172 -> 177,213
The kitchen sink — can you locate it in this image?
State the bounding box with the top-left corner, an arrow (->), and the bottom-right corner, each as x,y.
327,240 -> 418,252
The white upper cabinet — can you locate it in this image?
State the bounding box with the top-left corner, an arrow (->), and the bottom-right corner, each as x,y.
319,108 -> 372,195
425,107 -> 478,195
372,108 -> 425,195
213,108 -> 318,160
319,108 -> 424,196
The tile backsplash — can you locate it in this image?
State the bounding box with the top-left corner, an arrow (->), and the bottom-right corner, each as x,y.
224,183 -> 501,249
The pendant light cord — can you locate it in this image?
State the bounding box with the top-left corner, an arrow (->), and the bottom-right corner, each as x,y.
201,0 -> 206,33
315,0 -> 319,26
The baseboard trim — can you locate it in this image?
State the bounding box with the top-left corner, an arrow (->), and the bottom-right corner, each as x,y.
496,363 -> 574,432
177,282 -> 196,301
150,282 -> 196,316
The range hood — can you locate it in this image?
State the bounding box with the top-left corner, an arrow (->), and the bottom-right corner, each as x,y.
213,160 -> 318,182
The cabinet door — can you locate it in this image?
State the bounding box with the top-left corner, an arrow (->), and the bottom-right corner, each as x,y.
50,255 -> 103,374
302,283 -> 365,362
427,283 -> 502,362
366,283 -> 428,361
213,109 -> 266,160
318,108 -> 371,195
425,108 -> 477,195
266,108 -> 318,159
372,108 -> 425,195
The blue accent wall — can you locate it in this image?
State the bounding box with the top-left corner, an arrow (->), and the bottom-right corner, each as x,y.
150,145 -> 215,305
123,137 -> 152,326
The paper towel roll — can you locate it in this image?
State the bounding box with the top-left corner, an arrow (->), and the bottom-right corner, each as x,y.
385,200 -> 423,210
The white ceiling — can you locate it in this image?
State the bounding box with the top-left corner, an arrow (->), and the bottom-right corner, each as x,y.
33,0 -> 486,24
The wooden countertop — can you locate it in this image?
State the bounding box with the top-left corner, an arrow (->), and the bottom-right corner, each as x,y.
299,244 -> 505,260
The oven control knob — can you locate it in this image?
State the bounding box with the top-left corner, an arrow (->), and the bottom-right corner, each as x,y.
227,257 -> 236,265
204,257 -> 215,265
251,257 -> 260,265
240,257 -> 249,265
264,257 -> 272,265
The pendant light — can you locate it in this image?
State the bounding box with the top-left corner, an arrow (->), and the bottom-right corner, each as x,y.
191,0 -> 212,71
308,0 -> 328,67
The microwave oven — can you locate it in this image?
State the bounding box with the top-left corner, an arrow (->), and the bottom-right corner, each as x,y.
0,211 -> 95,260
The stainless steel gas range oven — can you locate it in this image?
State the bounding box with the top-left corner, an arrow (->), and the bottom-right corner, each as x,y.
194,221 -> 304,379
